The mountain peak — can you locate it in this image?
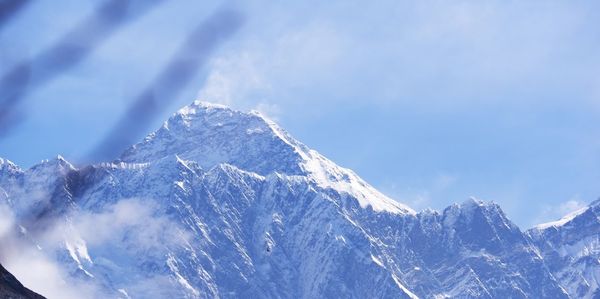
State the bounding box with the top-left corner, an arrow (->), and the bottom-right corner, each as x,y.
120,101 -> 414,214
463,196 -> 484,207
30,155 -> 75,175
0,158 -> 21,174
178,100 -> 232,115
1,101 -> 592,298
121,100 -> 306,176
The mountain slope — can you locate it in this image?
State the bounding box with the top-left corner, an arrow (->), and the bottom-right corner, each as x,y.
528,200 -> 600,298
0,101 -> 594,298
0,263 -> 45,299
395,199 -> 568,298
120,102 -> 413,214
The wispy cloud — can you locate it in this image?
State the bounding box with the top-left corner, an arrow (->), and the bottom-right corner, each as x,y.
382,173 -> 459,211
533,196 -> 588,226
0,197 -> 193,298
193,0 -> 599,112
0,200 -> 101,298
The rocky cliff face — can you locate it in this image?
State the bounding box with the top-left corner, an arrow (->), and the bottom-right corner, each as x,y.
0,264 -> 45,299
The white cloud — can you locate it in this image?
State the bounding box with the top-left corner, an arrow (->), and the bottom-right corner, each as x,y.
533,196 -> 588,226
253,102 -> 281,121
197,52 -> 269,107
0,198 -> 192,299
557,199 -> 587,216
383,173 -> 459,211
195,19 -> 345,111
1,246 -> 101,299
0,201 -> 14,239
60,198 -> 190,248
191,0 -> 599,117
0,201 -> 101,299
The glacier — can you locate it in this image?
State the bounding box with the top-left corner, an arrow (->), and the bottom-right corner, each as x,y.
0,101 -> 597,298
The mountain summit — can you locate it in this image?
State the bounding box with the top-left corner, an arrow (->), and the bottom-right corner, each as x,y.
121,101 -> 413,214
0,101 -> 597,298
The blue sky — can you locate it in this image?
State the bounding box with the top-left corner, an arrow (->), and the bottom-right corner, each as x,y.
0,0 -> 599,227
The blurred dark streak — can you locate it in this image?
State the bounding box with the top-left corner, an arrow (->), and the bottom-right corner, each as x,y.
0,0 -> 164,137
87,7 -> 245,163
0,0 -> 30,30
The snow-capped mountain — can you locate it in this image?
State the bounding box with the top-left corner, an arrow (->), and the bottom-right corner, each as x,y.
528,200 -> 600,299
0,101 -> 597,298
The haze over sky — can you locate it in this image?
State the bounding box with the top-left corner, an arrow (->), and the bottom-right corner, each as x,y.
0,0 -> 599,227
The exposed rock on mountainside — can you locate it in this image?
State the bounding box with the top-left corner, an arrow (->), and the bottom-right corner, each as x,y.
0,264 -> 45,299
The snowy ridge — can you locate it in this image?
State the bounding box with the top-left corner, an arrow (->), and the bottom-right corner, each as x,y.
121,100 -> 413,215
0,158 -> 22,175
0,101 -> 597,298
534,207 -> 590,230
527,199 -> 600,298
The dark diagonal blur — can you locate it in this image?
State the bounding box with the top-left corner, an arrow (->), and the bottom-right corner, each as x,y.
0,0 -> 164,136
0,0 -> 30,31
87,7 -> 245,163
